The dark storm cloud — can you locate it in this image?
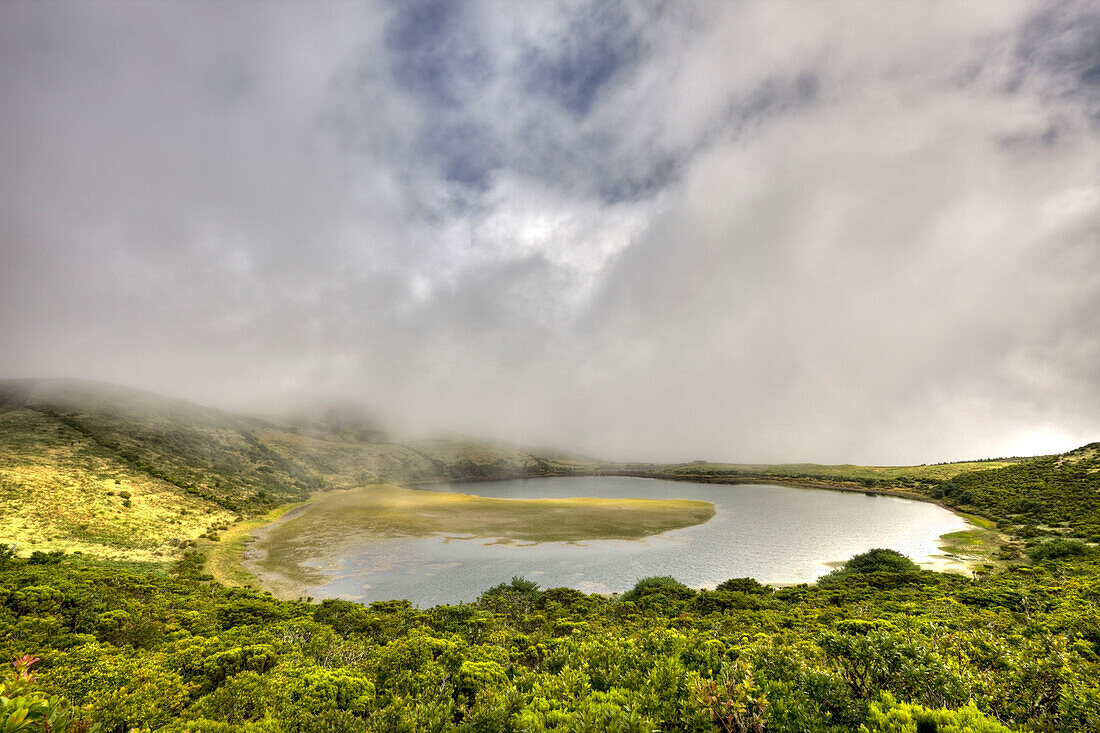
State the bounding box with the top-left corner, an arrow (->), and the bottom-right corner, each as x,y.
364,0 -> 681,207
1,0 -> 1097,464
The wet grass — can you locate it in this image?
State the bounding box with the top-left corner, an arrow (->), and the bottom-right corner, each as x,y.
937,511 -> 1007,569
264,484 -> 715,543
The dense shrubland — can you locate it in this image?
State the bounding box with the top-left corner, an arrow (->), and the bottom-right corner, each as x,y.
3,540 -> 1100,732
931,446 -> 1100,540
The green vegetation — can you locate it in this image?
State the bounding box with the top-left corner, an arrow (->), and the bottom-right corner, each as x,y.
1027,539 -> 1096,562
620,457 -> 1027,491
619,576 -> 695,604
817,548 -> 922,586
3,380 -> 1100,730
261,484 -> 715,544
0,405 -> 238,562
929,445 -> 1100,540
0,380 -> 591,563
0,654 -> 97,733
861,693 -> 1015,732
4,540 -> 1100,731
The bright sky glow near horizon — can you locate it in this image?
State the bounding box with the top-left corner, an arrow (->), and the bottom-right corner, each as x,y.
1,1 -> 1098,464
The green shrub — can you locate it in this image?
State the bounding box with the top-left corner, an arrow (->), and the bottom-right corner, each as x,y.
1027,538 -> 1096,561
292,669 -> 375,714
453,661 -> 507,706
620,576 -> 695,603
0,655 -> 96,733
480,576 -> 542,611
27,550 -> 65,565
715,577 -> 773,595
860,692 -> 1014,732
842,549 -> 921,575
819,549 -> 922,586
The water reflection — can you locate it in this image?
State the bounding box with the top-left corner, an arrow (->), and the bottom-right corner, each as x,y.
245,476 -> 970,606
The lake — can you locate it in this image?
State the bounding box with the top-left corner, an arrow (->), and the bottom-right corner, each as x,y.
244,476 -> 971,606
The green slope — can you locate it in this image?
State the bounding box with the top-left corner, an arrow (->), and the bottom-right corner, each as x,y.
938,443 -> 1100,540
0,379 -> 592,562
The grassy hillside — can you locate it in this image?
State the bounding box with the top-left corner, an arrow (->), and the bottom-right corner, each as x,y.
0,406 -> 236,562
0,380 -> 592,562
933,443 -> 1100,540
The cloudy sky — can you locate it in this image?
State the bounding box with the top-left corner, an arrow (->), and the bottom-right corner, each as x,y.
2,1 -> 1098,464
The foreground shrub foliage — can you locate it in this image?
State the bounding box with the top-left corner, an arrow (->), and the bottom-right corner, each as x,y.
2,546 -> 1100,732
0,654 -> 97,733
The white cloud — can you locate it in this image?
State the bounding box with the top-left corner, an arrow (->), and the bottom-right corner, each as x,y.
1,0 -> 1096,463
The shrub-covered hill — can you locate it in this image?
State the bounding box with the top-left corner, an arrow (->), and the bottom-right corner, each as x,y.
927,443 -> 1100,541
3,547 -> 1099,732
0,379 -> 592,561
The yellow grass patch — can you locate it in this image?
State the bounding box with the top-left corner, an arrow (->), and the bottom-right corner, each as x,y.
0,409 -> 234,562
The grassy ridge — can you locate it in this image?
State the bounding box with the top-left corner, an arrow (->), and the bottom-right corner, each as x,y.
936,443 -> 1100,540
0,406 -> 236,561
0,380 -> 592,563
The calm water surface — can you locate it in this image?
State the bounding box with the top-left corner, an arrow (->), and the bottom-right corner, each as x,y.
246,476 -> 970,606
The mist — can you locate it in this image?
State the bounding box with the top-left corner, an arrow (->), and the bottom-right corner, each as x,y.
1,0 -> 1097,464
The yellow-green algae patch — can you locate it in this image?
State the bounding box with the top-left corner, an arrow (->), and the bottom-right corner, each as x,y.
245,483 -> 716,591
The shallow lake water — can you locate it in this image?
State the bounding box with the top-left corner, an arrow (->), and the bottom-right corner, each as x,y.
245,476 -> 971,606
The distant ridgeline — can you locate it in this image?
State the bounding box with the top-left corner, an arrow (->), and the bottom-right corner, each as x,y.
2,379 -> 1100,730
616,444 -> 1100,545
